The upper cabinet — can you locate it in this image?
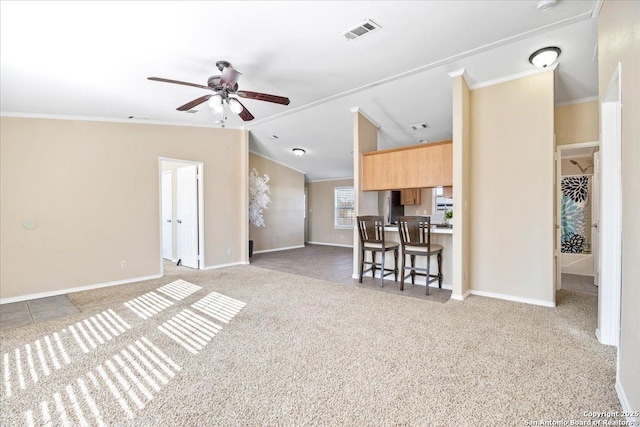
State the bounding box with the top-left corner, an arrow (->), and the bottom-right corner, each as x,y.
362,140 -> 453,191
400,189 -> 421,205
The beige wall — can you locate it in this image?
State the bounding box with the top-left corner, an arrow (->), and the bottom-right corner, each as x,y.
469,71 -> 555,304
0,117 -> 248,300
306,179 -> 354,247
598,0 -> 640,411
353,111 -> 379,275
248,153 -> 305,253
555,101 -> 600,145
452,74 -> 472,298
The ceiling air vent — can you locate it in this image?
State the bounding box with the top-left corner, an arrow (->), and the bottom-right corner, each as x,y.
341,19 -> 381,41
410,122 -> 430,130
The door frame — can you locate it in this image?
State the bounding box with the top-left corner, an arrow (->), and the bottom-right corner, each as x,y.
555,141 -> 600,291
158,157 -> 205,274
161,170 -> 174,261
598,63 -> 622,348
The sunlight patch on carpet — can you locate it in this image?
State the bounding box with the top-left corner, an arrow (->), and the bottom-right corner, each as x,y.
1,309 -> 129,398
191,291 -> 246,324
22,337 -> 181,425
124,291 -> 173,320
157,309 -> 222,355
157,279 -> 201,301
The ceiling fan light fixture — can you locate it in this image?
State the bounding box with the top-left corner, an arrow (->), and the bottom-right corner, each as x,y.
529,46 -> 561,68
227,98 -> 244,115
292,148 -> 306,157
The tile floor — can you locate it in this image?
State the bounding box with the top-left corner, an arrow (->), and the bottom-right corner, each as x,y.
0,294 -> 80,331
561,273 -> 598,295
250,244 -> 452,303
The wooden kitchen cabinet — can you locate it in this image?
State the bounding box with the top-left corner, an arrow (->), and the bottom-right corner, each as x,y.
401,189 -> 421,205
361,140 -> 452,191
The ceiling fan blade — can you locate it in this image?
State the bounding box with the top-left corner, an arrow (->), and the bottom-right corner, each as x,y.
231,98 -> 255,121
148,77 -> 212,91
177,94 -> 213,111
236,90 -> 290,105
219,66 -> 242,88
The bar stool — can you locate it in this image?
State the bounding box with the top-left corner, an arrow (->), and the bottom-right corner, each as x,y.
356,215 -> 399,287
397,216 -> 443,295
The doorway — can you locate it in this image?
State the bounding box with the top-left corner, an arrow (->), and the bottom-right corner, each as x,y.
159,158 -> 204,272
555,142 -> 600,295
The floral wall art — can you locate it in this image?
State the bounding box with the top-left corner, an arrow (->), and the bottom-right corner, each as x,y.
249,168 -> 271,227
561,175 -> 590,253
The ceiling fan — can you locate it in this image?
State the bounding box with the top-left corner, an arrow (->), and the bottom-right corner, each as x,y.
148,60 -> 290,122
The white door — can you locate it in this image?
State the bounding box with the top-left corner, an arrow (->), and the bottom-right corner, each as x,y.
161,172 -> 173,260
592,151 -> 600,286
176,165 -> 199,269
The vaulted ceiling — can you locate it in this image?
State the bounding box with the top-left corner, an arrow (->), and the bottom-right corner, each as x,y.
0,1 -> 599,180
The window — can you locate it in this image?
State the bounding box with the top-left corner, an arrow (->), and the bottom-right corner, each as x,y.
432,186 -> 453,221
334,186 -> 355,228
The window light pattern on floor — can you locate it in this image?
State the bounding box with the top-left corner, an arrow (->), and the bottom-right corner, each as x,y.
1,309 -> 130,398
124,291 -> 174,320
4,280 -> 244,425
191,291 -> 246,324
157,309 -> 222,355
23,337 -> 180,426
156,279 -> 201,301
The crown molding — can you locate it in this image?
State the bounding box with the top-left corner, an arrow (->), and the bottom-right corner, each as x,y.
448,68 -> 471,88
591,0 -> 604,19
306,177 -> 354,183
555,96 -> 599,108
350,107 -> 380,129
468,64 -> 557,90
249,150 -> 306,175
0,111 -> 244,130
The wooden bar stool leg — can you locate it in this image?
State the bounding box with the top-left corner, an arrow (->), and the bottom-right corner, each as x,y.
400,250 -> 406,291
359,248 -> 365,283
371,252 -> 376,278
425,253 -> 431,295
410,255 -> 416,285
379,250 -> 385,287
437,252 -> 443,288
394,248 -> 398,281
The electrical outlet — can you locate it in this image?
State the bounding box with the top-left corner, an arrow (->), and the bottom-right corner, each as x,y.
227,249 -> 232,255
120,261 -> 127,269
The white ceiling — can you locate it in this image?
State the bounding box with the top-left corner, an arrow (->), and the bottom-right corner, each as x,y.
0,1 -> 599,181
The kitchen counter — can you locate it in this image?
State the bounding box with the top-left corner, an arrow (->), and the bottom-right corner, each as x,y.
384,225 -> 453,235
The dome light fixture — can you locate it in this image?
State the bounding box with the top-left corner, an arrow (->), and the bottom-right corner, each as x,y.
529,46 -> 561,68
292,148 -> 306,157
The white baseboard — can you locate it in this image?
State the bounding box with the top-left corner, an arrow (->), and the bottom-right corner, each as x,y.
616,380 -> 639,421
253,245 -> 305,254
468,289 -> 556,307
451,289 -> 471,301
0,273 -> 163,305
616,379 -> 638,418
306,241 -> 354,248
202,261 -> 249,270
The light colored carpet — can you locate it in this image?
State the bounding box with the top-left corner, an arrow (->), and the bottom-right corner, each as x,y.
0,264 -> 621,426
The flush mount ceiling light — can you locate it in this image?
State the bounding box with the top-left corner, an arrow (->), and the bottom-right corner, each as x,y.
529,46 -> 561,68
292,148 -> 306,157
